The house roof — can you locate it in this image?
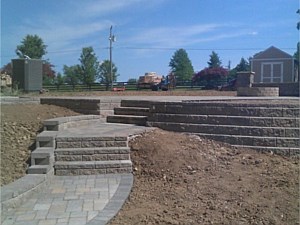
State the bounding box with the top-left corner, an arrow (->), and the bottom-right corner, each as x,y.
253,46 -> 293,59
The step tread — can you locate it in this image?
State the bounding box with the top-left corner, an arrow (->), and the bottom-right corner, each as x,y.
108,115 -> 147,118
55,146 -> 130,151
232,145 -> 300,150
55,147 -> 130,154
194,132 -> 300,139
55,160 -> 131,165
115,106 -> 149,110
152,113 -> 300,120
27,165 -> 51,174
54,160 -> 132,169
151,121 -> 300,130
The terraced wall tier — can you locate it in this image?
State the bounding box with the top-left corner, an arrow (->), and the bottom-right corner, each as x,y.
40,98 -> 122,116
147,100 -> 300,156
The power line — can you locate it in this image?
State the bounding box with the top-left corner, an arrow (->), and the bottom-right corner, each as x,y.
1,46 -> 296,58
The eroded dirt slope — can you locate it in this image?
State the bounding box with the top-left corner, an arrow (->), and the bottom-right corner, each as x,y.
110,129 -> 299,225
0,104 -> 80,186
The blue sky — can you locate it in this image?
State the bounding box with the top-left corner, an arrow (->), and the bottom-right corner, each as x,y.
1,0 -> 299,81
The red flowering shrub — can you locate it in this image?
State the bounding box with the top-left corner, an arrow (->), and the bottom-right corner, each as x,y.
192,67 -> 228,89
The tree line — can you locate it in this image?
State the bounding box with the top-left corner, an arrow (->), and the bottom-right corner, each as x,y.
1,32 -> 299,90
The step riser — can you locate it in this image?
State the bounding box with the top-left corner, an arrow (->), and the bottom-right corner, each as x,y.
121,100 -> 151,108
54,160 -> 132,176
55,167 -> 132,176
232,146 -> 300,156
56,154 -> 130,161
55,138 -> 128,149
148,114 -> 300,128
114,108 -> 150,116
150,105 -> 300,117
194,134 -> 299,148
151,123 -> 299,147
106,116 -> 147,126
149,122 -> 300,138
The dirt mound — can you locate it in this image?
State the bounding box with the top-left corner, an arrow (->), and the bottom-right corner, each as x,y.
0,104 -> 80,186
110,129 -> 299,225
1,103 -> 299,224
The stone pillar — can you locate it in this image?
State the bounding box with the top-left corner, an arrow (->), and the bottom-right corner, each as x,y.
236,71 -> 255,88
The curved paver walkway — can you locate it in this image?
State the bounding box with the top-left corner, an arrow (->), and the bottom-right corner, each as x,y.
2,121 -> 153,225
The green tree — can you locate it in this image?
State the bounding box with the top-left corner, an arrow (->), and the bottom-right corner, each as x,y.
78,47 -> 99,88
207,51 -> 222,68
98,60 -> 118,90
235,57 -> 250,72
16,34 -> 47,59
54,72 -> 65,89
228,57 -> 250,81
169,49 -> 194,81
63,65 -> 80,90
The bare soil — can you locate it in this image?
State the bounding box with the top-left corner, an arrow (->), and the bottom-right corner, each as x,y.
1,97 -> 299,225
0,104 -> 80,186
109,130 -> 299,225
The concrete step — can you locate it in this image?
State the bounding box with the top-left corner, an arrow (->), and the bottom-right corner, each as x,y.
193,133 -> 300,148
36,131 -> 57,148
55,147 -> 130,161
56,136 -> 128,149
27,165 -> 52,174
31,147 -> 54,166
107,115 -> 147,126
148,114 -> 300,128
43,115 -> 100,131
54,160 -> 132,175
232,145 -> 300,156
149,122 -> 300,138
121,100 -> 151,108
114,107 -> 150,116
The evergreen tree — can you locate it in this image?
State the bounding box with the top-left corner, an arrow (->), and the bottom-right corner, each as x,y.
16,34 -> 47,59
78,47 -> 99,88
207,51 -> 222,68
235,57 -> 250,72
169,49 -> 194,81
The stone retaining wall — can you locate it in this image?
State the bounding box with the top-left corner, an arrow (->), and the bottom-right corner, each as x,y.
253,82 -> 300,96
147,100 -> 300,156
40,98 -> 122,116
237,87 -> 279,97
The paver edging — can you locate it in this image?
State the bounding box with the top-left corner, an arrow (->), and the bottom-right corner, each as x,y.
0,170 -> 54,214
86,173 -> 133,225
1,115 -> 103,214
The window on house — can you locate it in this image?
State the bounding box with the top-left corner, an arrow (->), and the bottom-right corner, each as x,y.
261,62 -> 283,83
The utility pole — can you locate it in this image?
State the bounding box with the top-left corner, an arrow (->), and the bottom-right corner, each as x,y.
109,26 -> 115,90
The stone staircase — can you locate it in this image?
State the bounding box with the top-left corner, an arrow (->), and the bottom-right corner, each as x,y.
147,100 -> 300,156
27,115 -> 132,175
27,131 -> 56,174
54,136 -> 132,175
106,100 -> 151,126
106,99 -> 299,156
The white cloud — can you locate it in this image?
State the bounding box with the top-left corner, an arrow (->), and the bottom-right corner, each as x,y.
127,24 -> 258,49
129,24 -> 219,47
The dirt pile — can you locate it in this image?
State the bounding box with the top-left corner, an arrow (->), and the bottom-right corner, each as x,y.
0,104 -> 80,186
110,129 -> 299,225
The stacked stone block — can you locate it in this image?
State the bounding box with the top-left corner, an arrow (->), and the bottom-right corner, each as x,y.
106,100 -> 151,126
54,136 -> 132,175
147,100 -> 300,156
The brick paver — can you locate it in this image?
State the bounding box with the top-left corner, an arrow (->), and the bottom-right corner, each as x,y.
1,174 -> 131,225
